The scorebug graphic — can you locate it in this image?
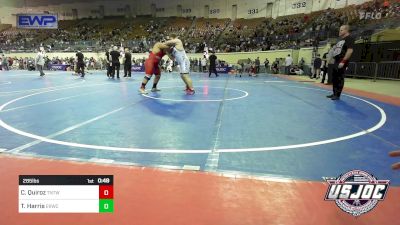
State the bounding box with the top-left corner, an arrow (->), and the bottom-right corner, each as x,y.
324,170 -> 389,217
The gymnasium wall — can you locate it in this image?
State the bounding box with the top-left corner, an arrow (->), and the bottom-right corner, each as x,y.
198,49 -> 294,65
5,45 -> 331,66
0,6 -> 17,24
1,0 -> 372,26
297,45 -> 330,65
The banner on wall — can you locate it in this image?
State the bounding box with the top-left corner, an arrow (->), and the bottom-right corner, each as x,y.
50,64 -> 70,71
17,14 -> 58,29
359,11 -> 382,20
130,65 -> 233,73
131,65 -> 144,72
215,66 -> 233,73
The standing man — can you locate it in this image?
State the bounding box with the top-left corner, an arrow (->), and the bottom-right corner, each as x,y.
312,54 -> 322,79
35,47 -> 45,76
198,58 -> 202,72
123,48 -> 132,77
105,47 -> 112,78
264,58 -> 269,73
164,34 -> 195,94
75,49 -> 85,78
299,57 -> 305,70
208,51 -> 218,77
325,43 -> 335,85
321,52 -> 329,83
1,54 -> 9,71
110,46 -> 121,79
327,25 -> 354,100
255,57 -> 260,74
201,57 -> 207,73
285,54 -> 293,75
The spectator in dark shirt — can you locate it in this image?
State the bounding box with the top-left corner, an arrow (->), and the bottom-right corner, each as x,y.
105,48 -> 111,77
255,57 -> 260,74
264,58 -> 269,72
312,54 -> 322,79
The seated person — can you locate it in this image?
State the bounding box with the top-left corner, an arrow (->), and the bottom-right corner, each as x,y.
271,62 -> 279,74
249,63 -> 257,77
290,65 -> 304,75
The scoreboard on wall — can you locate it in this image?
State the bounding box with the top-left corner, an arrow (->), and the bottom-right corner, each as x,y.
19,175 -> 113,213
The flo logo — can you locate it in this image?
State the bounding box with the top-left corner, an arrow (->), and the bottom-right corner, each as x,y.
324,170 -> 389,217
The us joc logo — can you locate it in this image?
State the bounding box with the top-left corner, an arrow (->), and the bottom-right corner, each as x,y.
324,170 -> 389,217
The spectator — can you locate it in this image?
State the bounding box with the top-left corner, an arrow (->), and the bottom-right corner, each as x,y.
255,57 -> 260,74
264,58 -> 270,72
285,54 -> 293,74
35,47 -> 45,76
272,59 -> 279,74
1,54 -> 8,71
321,52 -> 329,83
299,57 -> 305,70
313,54 -> 322,79
198,58 -> 202,72
201,57 -> 207,72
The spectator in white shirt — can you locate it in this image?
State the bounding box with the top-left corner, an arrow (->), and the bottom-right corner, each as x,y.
285,54 -> 293,74
35,47 -> 45,76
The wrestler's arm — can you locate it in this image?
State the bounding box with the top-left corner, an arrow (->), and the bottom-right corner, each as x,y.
166,51 -> 174,60
152,43 -> 169,54
164,39 -> 179,47
158,43 -> 171,49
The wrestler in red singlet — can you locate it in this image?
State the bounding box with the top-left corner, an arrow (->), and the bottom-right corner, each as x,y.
139,42 -> 171,94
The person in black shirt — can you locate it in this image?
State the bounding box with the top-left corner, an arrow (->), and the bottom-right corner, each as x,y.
264,58 -> 269,72
105,48 -> 111,78
312,54 -> 322,79
110,46 -> 121,79
327,25 -> 354,100
321,52 -> 328,83
123,48 -> 132,77
75,50 -> 85,78
255,57 -> 260,74
208,52 -> 218,77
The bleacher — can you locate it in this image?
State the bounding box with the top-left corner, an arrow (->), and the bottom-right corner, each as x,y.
0,0 -> 398,53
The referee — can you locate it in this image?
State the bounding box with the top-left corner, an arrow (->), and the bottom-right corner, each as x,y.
123,48 -> 132,77
208,51 -> 218,77
110,46 -> 121,79
326,25 -> 354,100
75,49 -> 85,78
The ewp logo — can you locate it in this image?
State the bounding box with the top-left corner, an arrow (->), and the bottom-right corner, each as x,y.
17,14 -> 58,29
